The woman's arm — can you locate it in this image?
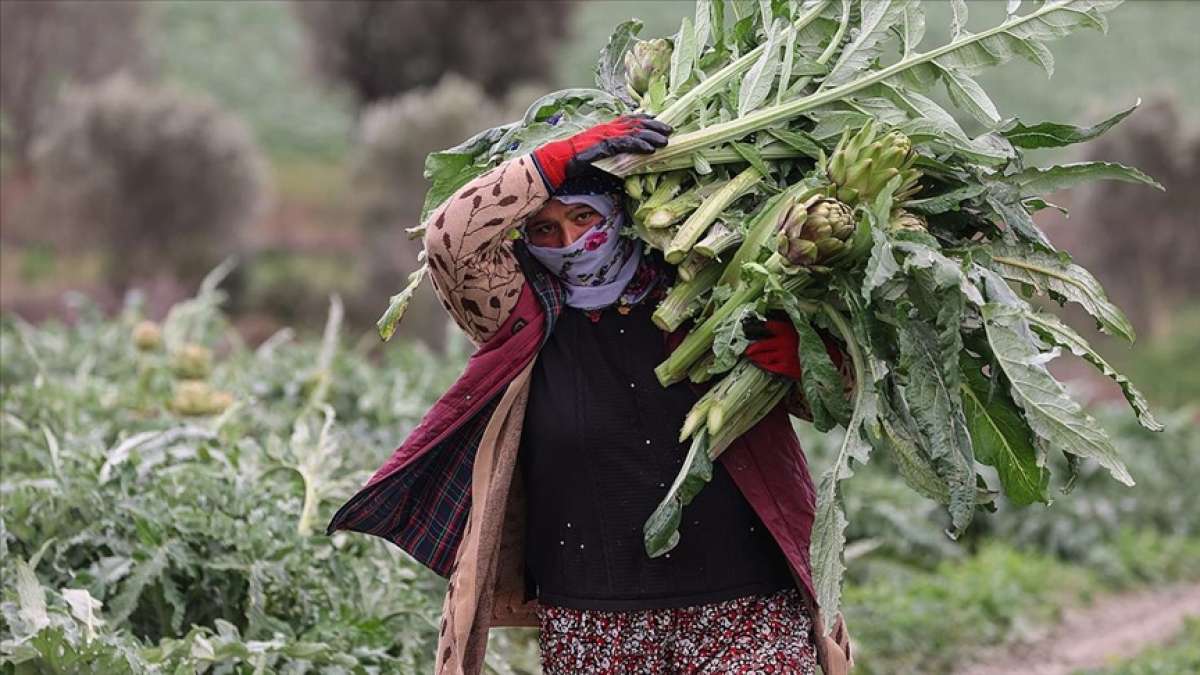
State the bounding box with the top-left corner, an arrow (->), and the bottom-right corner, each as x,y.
423,155 -> 549,345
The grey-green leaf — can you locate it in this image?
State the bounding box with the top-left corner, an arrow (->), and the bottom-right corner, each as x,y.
939,67 -> 1000,126
1024,311 -> 1163,432
987,240 -> 1135,342
671,17 -> 698,95
961,357 -> 1050,505
739,18 -> 784,115
898,308 -> 976,536
643,431 -> 714,557
1000,100 -> 1139,149
823,0 -> 912,89
595,19 -> 644,100
982,303 -> 1133,486
1007,161 -> 1163,196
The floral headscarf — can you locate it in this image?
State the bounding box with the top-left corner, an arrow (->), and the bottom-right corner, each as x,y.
524,193 -> 659,312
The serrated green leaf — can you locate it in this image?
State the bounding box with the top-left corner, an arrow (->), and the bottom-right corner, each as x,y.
694,0 -> 713,51
643,430 -> 714,557
898,303 -> 976,536
670,17 -> 698,95
785,306 -> 851,429
988,240 -> 1135,342
823,0 -> 913,89
961,357 -> 1050,505
939,67 -> 1000,126
738,18 -> 784,115
595,19 -> 644,101
376,264 -> 428,342
982,303 -> 1133,486
109,546 -> 170,626
949,0 -> 970,40
1007,161 -> 1163,196
15,558 -> 49,633
1000,100 -> 1139,149
730,141 -> 772,178
765,127 -> 824,158
1024,311 -> 1162,432
906,184 -> 986,215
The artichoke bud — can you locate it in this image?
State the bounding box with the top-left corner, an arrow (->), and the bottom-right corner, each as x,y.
624,39 -> 672,97
843,158 -> 873,190
171,343 -> 212,380
836,186 -> 860,204
786,238 -> 819,266
890,210 -> 928,232
170,380 -> 233,416
132,320 -> 162,352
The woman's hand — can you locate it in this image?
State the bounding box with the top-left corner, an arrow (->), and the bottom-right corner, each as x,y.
531,115 -> 672,191
744,319 -> 805,380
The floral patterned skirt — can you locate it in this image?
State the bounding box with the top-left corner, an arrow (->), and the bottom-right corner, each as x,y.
535,587 -> 818,674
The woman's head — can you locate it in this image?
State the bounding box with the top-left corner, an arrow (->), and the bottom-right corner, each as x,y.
525,198 -> 605,248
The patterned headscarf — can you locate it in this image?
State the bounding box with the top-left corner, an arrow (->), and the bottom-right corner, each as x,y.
524,193 -> 658,312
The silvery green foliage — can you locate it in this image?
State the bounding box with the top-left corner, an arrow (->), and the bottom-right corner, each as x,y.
0,277 -> 475,672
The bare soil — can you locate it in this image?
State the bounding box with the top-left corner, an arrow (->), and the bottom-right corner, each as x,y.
954,582 -> 1200,675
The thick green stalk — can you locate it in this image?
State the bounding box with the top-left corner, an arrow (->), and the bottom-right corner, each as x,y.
598,0 -> 1085,177
656,279 -> 763,386
652,262 -> 724,332
655,0 -> 832,128
629,143 -> 808,174
666,166 -> 763,264
676,250 -> 713,282
688,352 -> 717,384
694,220 -> 743,258
708,372 -> 790,458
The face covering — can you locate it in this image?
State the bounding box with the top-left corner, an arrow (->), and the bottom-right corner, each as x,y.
524,193 -> 657,312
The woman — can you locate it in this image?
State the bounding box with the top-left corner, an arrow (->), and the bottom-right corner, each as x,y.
328,116 -> 853,674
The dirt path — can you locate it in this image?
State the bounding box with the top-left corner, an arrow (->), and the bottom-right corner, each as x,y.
953,582 -> 1200,675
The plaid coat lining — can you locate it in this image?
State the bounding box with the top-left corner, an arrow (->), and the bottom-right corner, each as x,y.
327,243 -> 563,577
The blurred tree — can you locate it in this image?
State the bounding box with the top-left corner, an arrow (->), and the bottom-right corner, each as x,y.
291,0 -> 571,105
0,0 -> 150,172
29,75 -> 269,293
1071,96 -> 1200,339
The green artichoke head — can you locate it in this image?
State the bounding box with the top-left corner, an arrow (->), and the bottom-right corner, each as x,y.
624,39 -> 672,98
777,197 -> 855,267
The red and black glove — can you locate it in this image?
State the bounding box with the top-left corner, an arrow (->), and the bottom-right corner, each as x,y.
531,115 -> 672,191
744,319 -> 805,380
744,319 -> 847,380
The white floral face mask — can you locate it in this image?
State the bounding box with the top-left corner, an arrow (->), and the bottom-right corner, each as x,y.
524,194 -> 652,311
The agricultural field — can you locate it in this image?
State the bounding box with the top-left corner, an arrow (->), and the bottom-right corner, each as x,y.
2,270 -> 1197,673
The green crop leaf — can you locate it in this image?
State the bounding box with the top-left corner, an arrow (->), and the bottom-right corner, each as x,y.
961,357 -> 1050,505
949,0 -> 969,40
376,264 -> 428,342
731,141 -> 773,178
643,430 -> 714,557
109,546 -> 170,626
671,17 -> 698,95
982,303 -> 1133,486
1023,311 -> 1163,432
897,307 -> 976,536
939,67 -> 1000,126
739,17 -> 785,115
766,127 -> 824,158
15,558 -> 50,633
782,303 -> 851,430
823,0 -> 914,89
1006,161 -> 1163,196
595,19 -> 644,101
988,240 -> 1135,342
999,100 -> 1139,149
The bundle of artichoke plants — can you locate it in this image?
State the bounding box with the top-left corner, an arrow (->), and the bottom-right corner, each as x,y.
381,0 -> 1164,622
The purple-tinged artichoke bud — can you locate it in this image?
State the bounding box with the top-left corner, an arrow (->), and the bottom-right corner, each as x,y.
624,39 -> 672,100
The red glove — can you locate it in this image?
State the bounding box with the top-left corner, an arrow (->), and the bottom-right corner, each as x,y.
744,319 -> 805,380
745,319 -> 847,380
531,115 -> 671,190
